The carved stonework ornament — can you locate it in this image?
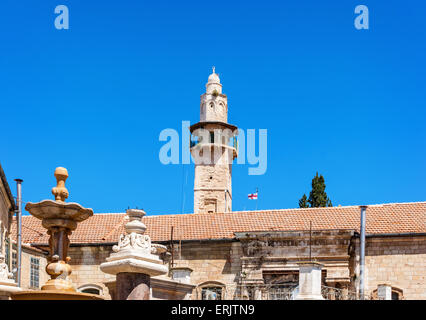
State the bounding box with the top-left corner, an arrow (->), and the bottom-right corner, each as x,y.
0,254 -> 13,281
112,209 -> 167,255
51,167 -> 69,202
100,208 -> 169,277
113,233 -> 152,253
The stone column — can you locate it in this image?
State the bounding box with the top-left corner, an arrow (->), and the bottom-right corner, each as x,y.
340,283 -> 350,300
100,209 -> 168,300
254,287 -> 262,300
295,262 -> 324,300
377,284 -> 392,300
116,273 -> 150,300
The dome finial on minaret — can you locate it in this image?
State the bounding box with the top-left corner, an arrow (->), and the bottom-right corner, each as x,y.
207,67 -> 220,87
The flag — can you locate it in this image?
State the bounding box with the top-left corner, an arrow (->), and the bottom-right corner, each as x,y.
248,193 -> 258,200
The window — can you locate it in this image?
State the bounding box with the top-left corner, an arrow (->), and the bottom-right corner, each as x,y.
81,288 -> 100,295
5,238 -> 10,268
204,199 -> 217,213
198,281 -> 225,300
372,286 -> 404,300
78,284 -> 103,296
202,287 -> 222,300
11,251 -> 17,279
30,257 -> 40,288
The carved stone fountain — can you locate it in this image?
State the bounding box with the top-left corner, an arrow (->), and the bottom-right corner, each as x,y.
100,208 -> 168,299
12,167 -> 103,300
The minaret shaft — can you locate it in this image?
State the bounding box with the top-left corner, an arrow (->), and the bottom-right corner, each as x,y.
190,69 -> 237,214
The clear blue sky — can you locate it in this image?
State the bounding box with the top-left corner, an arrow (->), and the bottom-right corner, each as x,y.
1,0 -> 425,215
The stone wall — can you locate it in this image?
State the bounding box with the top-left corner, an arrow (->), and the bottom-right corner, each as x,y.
200,94 -> 228,123
19,246 -> 49,291
193,153 -> 233,213
364,236 -> 426,300
171,241 -> 242,299
19,234 -> 425,300
68,245 -> 115,298
0,180 -> 13,257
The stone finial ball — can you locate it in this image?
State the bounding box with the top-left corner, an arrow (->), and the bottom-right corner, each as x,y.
54,167 -> 68,179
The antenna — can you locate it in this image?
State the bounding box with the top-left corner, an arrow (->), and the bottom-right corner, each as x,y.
170,226 -> 174,268
256,187 -> 259,210
309,221 -> 312,261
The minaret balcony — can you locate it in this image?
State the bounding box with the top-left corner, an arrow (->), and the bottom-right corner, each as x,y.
189,121 -> 237,133
190,142 -> 238,160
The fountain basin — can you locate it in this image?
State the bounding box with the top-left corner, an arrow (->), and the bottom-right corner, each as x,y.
12,290 -> 103,300
25,200 -> 93,224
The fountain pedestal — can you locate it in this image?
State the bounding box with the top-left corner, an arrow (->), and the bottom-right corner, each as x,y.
100,209 -> 168,300
11,167 -> 103,300
295,262 -> 325,300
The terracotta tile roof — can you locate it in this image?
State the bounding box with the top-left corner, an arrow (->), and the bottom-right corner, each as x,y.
11,202 -> 426,245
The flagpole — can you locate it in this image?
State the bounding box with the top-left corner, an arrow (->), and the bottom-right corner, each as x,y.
256,187 -> 258,211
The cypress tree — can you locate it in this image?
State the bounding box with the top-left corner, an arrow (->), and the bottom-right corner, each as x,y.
299,172 -> 333,208
299,194 -> 309,208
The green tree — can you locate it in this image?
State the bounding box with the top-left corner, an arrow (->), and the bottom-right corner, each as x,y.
299,194 -> 309,208
299,172 -> 333,208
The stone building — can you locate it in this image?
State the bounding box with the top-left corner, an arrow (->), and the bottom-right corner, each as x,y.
6,71 -> 426,300
0,163 -> 49,297
13,202 -> 426,300
0,163 -> 18,299
0,163 -> 15,261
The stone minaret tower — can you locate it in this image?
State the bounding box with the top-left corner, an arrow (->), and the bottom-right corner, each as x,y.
190,68 -> 238,214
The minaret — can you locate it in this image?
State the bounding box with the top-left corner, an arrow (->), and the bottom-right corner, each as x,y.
190,68 -> 238,213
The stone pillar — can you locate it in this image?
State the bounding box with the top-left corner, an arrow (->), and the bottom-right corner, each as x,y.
295,262 -> 324,300
254,287 -> 262,300
100,209 -> 168,300
377,284 -> 392,300
170,267 -> 192,284
116,273 -> 150,300
340,283 -> 350,300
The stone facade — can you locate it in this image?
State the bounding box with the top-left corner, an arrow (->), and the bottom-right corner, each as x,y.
363,236 -> 426,299
18,246 -> 48,291
193,162 -> 233,214
200,94 -> 228,123
171,241 -> 242,299
68,246 -> 115,297
11,232 -> 426,300
0,164 -> 14,261
236,230 -> 354,290
56,244 -> 193,300
0,164 -> 19,299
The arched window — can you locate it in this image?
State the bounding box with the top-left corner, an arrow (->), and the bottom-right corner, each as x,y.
371,286 -> 404,300
197,281 -> 226,300
78,284 -> 103,295
391,291 -> 400,300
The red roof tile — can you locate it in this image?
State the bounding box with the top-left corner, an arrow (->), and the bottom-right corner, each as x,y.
11,202 -> 426,245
